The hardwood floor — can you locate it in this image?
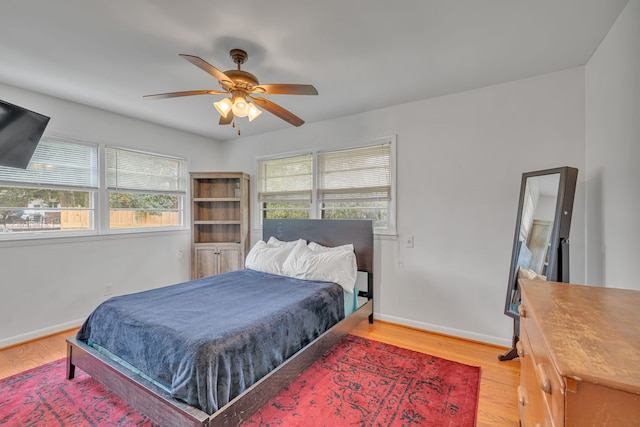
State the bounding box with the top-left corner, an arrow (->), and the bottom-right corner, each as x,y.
0,321 -> 520,426
0,327 -> 80,379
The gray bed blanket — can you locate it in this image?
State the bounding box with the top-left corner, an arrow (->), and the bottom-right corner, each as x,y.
76,269 -> 344,415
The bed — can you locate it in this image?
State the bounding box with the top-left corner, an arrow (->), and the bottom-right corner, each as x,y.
66,219 -> 374,426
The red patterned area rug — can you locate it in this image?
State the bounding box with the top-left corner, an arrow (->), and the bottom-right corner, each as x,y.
0,359 -> 157,427
243,334 -> 481,426
0,335 -> 480,426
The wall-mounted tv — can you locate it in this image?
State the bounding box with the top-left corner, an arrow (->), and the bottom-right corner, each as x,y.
0,99 -> 50,169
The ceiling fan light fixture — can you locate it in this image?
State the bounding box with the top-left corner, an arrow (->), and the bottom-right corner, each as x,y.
213,98 -> 232,118
231,91 -> 249,117
247,103 -> 262,122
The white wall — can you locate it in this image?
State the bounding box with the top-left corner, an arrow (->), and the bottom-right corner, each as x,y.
585,0 -> 640,289
220,68 -> 586,346
0,84 -> 222,347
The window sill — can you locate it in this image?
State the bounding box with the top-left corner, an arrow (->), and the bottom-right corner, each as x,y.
0,228 -> 189,248
375,232 -> 398,241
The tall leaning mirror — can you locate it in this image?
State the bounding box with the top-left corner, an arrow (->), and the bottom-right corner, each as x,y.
499,166 -> 578,361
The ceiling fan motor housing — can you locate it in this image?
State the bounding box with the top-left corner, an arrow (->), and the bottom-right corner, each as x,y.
221,69 -> 259,91
219,49 -> 263,92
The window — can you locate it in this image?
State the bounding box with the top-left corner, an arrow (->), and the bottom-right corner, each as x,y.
106,148 -> 186,229
0,139 -> 98,235
258,154 -> 313,219
0,139 -> 187,239
318,143 -> 391,228
257,137 -> 395,234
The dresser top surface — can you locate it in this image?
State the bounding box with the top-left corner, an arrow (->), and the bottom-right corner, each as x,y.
520,280 -> 640,394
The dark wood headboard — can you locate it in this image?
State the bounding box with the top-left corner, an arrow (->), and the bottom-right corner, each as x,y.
262,219 -> 374,273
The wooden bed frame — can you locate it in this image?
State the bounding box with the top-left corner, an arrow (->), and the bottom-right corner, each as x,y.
66,219 -> 374,426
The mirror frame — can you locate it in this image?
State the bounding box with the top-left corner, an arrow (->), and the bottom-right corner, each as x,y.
499,166 -> 578,361
503,166 -> 578,319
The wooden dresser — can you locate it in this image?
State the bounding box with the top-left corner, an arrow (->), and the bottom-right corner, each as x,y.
517,279 -> 640,427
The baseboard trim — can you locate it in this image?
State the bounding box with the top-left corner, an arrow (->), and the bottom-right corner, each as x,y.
374,313 -> 512,348
1,314 -> 512,350
0,319 -> 83,350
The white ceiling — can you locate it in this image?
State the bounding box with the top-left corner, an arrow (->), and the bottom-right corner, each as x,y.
0,1 -> 629,142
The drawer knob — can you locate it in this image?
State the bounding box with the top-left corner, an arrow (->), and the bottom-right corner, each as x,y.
516,341 -> 524,357
517,385 -> 526,406
535,363 -> 552,394
518,305 -> 527,318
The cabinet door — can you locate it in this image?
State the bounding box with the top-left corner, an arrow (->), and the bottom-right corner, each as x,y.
217,246 -> 242,275
194,247 -> 217,279
193,245 -> 242,279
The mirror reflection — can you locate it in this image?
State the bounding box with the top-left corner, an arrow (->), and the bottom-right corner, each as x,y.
516,173 -> 560,279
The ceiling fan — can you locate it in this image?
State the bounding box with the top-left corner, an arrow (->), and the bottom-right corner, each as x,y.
144,49 -> 318,128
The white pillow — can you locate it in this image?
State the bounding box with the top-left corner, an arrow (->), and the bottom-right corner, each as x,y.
267,236 -> 301,248
282,239 -> 357,293
308,241 -> 354,253
245,240 -> 302,275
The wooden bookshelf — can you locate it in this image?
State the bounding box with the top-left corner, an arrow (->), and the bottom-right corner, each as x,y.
190,172 -> 249,279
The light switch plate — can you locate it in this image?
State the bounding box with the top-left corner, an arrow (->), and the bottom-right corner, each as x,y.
405,235 -> 414,248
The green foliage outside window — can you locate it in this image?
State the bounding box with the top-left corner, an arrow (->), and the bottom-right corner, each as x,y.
0,186 -> 91,230
109,192 -> 178,219
0,187 -> 90,210
322,201 -> 387,228
262,201 -> 388,228
262,202 -> 310,219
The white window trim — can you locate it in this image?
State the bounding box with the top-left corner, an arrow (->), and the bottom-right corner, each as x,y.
255,135 -> 397,235
0,137 -> 99,241
0,137 -> 188,241
102,145 -> 188,235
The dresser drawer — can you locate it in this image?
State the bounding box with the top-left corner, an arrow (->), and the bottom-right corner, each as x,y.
518,328 -> 549,427
519,302 -> 565,427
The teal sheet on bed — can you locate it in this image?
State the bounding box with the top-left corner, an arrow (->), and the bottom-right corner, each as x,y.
344,286 -> 358,316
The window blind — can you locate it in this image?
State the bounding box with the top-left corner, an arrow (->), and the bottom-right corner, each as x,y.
106,148 -> 186,194
317,143 -> 391,202
0,139 -> 98,189
258,154 -> 313,203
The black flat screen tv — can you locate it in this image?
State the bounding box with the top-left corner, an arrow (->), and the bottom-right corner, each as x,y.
0,99 -> 50,169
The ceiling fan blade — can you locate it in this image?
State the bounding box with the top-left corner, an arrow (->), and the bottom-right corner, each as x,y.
250,96 -> 305,127
143,90 -> 226,99
253,84 -> 318,95
219,111 -> 234,125
179,54 -> 233,86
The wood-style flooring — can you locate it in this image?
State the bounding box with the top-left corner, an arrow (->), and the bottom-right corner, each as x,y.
0,320 -> 520,426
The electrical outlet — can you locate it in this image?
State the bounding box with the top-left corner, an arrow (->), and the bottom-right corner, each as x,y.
405,235 -> 414,248
178,249 -> 183,260
104,283 -> 113,297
